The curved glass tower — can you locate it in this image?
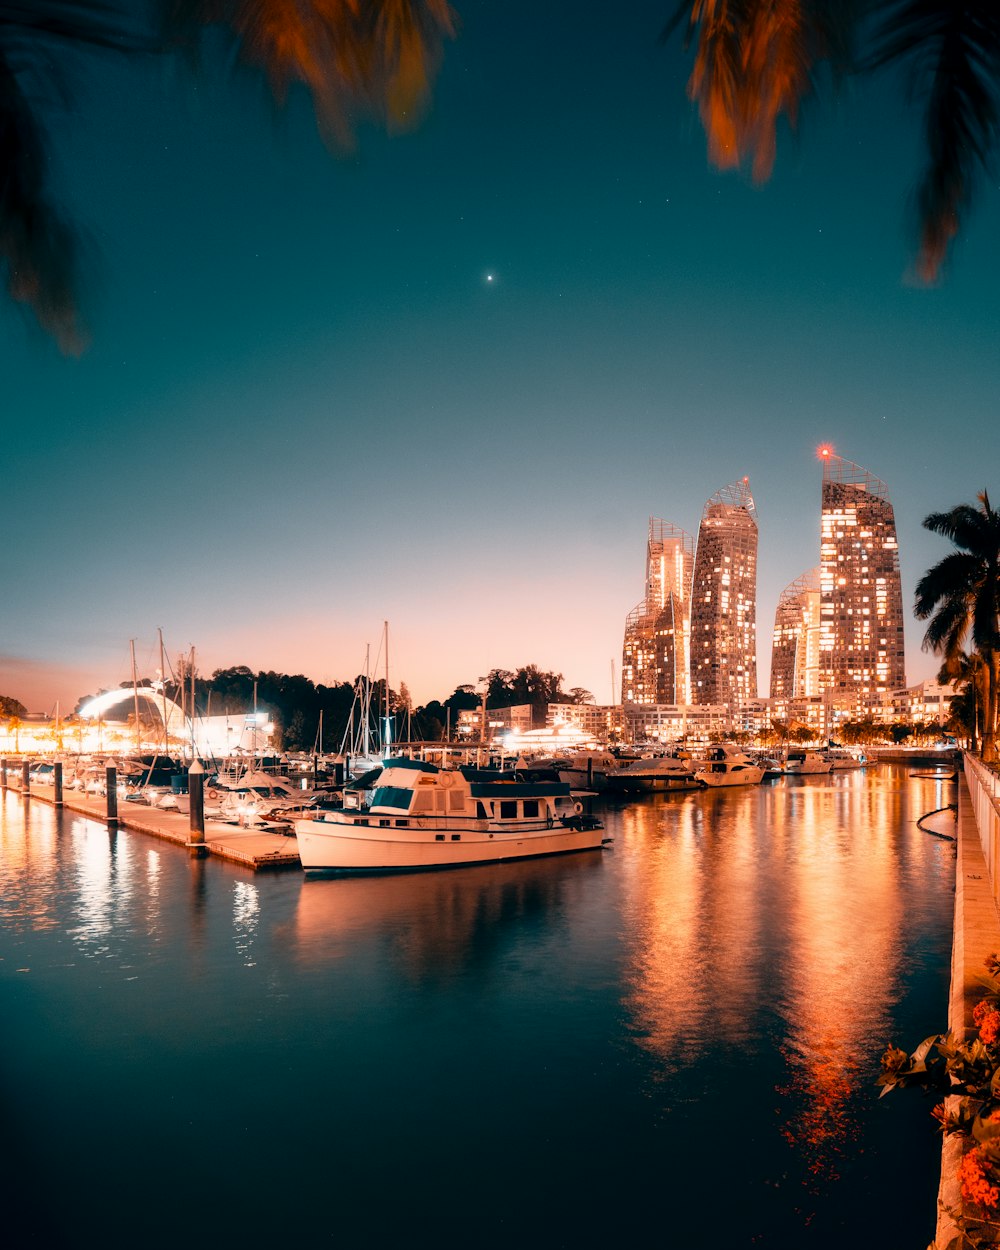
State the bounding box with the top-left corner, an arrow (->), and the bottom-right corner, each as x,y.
770,568 -> 821,700
621,519 -> 695,705
690,479 -> 758,710
819,453 -> 905,705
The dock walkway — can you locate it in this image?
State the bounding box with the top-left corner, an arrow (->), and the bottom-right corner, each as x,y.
4,778 -> 301,871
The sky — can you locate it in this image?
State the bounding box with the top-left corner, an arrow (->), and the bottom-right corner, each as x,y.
3,1 -> 999,713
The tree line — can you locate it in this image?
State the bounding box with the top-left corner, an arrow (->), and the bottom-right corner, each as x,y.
65,663 -> 593,753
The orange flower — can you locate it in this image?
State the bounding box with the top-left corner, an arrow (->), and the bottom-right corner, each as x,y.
959,1147 -> 1000,1209
880,1044 -> 910,1076
980,1008 -> 1000,1046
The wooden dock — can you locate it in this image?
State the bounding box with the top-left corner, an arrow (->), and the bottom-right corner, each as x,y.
4,778 -> 301,872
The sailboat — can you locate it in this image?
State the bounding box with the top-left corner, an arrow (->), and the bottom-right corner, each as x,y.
340,623 -> 392,779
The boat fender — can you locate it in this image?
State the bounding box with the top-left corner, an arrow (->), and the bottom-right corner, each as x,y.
573,801 -> 584,815
438,772 -> 453,789
207,788 -> 219,799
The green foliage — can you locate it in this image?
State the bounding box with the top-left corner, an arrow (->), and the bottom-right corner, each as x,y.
880,955 -> 1000,1246
0,694 -> 28,719
916,493 -> 1000,761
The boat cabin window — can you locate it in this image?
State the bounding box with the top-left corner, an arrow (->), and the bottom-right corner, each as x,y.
523,800 -> 539,817
499,800 -> 517,819
395,819 -> 409,827
476,802 -> 488,819
379,819 -> 390,827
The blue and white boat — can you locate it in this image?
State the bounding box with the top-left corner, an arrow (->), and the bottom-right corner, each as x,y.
294,757 -> 607,872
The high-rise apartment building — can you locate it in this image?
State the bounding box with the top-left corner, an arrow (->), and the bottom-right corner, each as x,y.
819,452 -> 905,706
770,568 -> 821,699
690,479 -> 758,709
621,519 -> 695,705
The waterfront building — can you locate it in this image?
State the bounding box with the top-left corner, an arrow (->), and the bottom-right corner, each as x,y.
456,704 -> 534,739
621,519 -> 696,706
875,680 -> 956,728
690,479 -> 759,711
770,568 -> 822,700
819,453 -> 906,710
547,702 -> 625,741
623,701 -> 730,745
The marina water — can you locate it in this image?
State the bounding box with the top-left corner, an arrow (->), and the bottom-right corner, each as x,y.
2,765 -> 957,1247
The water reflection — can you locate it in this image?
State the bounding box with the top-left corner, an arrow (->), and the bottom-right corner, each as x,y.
618,768 -> 955,1196
293,852 -> 606,984
0,767 -> 955,1249
233,881 -> 260,967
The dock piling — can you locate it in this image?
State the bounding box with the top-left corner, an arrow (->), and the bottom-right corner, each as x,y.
105,763 -> 118,823
22,760 -> 30,794
54,762 -> 63,807
1,757 -> 6,791
188,759 -> 206,854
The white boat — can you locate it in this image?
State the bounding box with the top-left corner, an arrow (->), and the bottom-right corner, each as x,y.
519,750 -> 624,792
782,750 -> 833,776
295,757 -> 607,872
693,745 -> 764,788
605,753 -> 700,793
822,747 -> 868,769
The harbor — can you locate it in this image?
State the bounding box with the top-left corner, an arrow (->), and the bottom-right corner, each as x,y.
5,753 -> 997,1247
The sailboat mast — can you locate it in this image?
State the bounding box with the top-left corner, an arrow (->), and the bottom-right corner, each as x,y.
384,620 -> 390,754
158,628 -> 168,756
363,644 -> 371,757
130,639 -> 141,754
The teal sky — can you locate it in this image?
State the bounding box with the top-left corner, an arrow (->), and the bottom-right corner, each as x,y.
3,1 -> 999,712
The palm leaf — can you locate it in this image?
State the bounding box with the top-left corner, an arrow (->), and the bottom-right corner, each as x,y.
869,0 -> 1000,280
170,0 -> 455,148
666,0 -> 862,181
0,48 -> 83,352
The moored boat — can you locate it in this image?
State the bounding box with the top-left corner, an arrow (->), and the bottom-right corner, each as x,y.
294,757 -> 607,872
693,745 -> 764,788
605,753 -> 700,793
781,749 -> 833,776
822,746 -> 868,769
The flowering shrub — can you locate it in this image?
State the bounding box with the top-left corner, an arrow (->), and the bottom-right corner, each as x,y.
880,955 -> 1000,1248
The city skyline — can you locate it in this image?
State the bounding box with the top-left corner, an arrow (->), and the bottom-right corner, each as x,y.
819,451 -> 907,707
2,2 -> 998,714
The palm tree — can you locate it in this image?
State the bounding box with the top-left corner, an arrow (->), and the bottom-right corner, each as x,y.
914,492 -> 1000,761
937,650 -> 986,752
0,0 -> 454,349
666,0 -> 1000,281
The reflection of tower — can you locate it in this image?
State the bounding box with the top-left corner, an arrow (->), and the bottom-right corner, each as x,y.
690,480 -> 758,709
770,569 -> 821,699
621,519 -> 695,705
819,454 -> 905,708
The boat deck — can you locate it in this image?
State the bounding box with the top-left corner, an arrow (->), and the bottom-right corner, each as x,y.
3,777 -> 301,871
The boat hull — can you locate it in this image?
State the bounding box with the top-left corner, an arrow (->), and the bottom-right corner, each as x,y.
607,775 -> 700,793
295,817 -> 606,872
695,767 -> 765,787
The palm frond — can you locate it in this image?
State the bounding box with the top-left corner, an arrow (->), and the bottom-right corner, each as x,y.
923,496 -> 999,552
870,0 -> 1000,280
667,0 -> 861,181
914,549 -> 981,618
170,0 -> 455,149
0,49 -> 84,352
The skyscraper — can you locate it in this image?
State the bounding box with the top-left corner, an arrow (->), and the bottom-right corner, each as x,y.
819,452 -> 905,706
690,479 -> 758,709
621,519 -> 695,705
770,568 -> 821,700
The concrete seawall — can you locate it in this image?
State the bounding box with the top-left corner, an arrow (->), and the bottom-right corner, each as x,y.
937,758 -> 1000,1246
